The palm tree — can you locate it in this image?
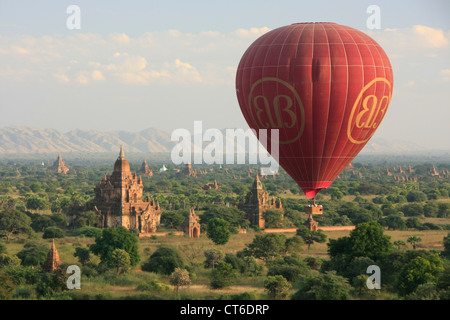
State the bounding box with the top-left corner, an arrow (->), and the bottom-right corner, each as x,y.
407,236 -> 422,249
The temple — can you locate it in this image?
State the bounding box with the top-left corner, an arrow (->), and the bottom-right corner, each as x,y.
49,153 -> 69,174
203,180 -> 219,191
238,173 -> 284,229
181,207 -> 201,238
93,146 -> 161,233
138,159 -> 153,177
43,239 -> 61,272
179,163 -> 197,177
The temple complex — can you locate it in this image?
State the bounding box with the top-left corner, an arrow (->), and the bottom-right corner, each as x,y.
49,153 -> 69,174
238,173 -> 283,229
93,146 -> 161,233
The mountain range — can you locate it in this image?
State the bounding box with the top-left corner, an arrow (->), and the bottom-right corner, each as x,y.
0,126 -> 432,155
0,127 -> 175,154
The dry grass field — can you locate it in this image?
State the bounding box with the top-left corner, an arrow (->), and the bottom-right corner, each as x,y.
2,216 -> 448,299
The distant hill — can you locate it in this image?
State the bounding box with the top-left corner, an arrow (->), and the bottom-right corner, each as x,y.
0,127 -> 175,154
0,126 -> 437,155
360,137 -> 426,153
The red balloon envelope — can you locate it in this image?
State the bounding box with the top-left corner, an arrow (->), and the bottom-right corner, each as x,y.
236,22 -> 393,198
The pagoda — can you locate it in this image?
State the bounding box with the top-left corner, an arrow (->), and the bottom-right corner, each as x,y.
238,173 -> 283,229
49,153 -> 69,174
181,207 -> 201,238
94,146 -> 161,233
43,239 -> 61,272
138,159 -> 153,176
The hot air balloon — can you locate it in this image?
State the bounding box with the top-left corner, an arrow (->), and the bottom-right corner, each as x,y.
236,22 -> 393,206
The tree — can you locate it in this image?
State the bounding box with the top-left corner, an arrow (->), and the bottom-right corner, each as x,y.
206,217 -> 230,245
327,221 -> 392,275
438,203 -> 450,218
210,261 -> 237,289
244,233 -> 287,262
267,255 -> 310,283
263,209 -> 284,228
285,235 -> 305,254
443,233 -> 450,258
296,225 -> 327,250
16,242 -> 48,266
30,214 -> 56,232
291,271 -> 352,300
400,203 -> 424,217
331,187 -> 344,200
382,214 -> 407,231
42,226 -> 65,239
396,254 -> 444,296
347,221 -> 392,261
407,236 -> 422,250
161,210 -> 186,229
25,195 -> 49,212
201,205 -> 247,231
35,269 -> 68,298
74,247 -> 91,266
204,249 -> 224,269
406,217 -> 422,229
89,226 -> 140,267
406,190 -> 427,202
225,253 -> 263,277
264,275 -> 291,300
0,209 -> 32,241
142,245 -> 185,275
393,240 -> 406,250
0,270 -> 16,300
0,253 -> 20,268
423,201 -> 439,218
170,268 -> 191,298
110,249 -> 131,276
72,211 -> 98,228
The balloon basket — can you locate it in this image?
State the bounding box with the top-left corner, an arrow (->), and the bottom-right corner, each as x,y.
304,199 -> 322,231
305,203 -> 323,215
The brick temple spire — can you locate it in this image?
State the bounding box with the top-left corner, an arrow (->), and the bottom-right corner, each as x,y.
43,239 -> 61,272
49,153 -> 69,174
119,145 -> 126,160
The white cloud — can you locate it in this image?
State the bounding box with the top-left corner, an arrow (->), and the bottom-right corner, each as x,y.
369,25 -> 450,50
232,27 -> 271,39
53,72 -> 70,83
92,70 -> 105,82
12,46 -> 29,55
76,71 -> 91,84
110,33 -> 130,45
0,26 -> 286,87
440,69 -> 450,82
173,59 -> 202,83
412,25 -> 449,48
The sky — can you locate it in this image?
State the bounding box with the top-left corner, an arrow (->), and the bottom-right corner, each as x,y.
0,0 -> 449,150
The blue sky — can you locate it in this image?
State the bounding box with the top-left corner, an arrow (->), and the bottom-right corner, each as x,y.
1,1 -> 449,34
0,0 -> 449,149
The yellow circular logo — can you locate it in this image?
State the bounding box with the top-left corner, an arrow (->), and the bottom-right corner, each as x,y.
248,77 -> 305,144
347,78 -> 392,144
